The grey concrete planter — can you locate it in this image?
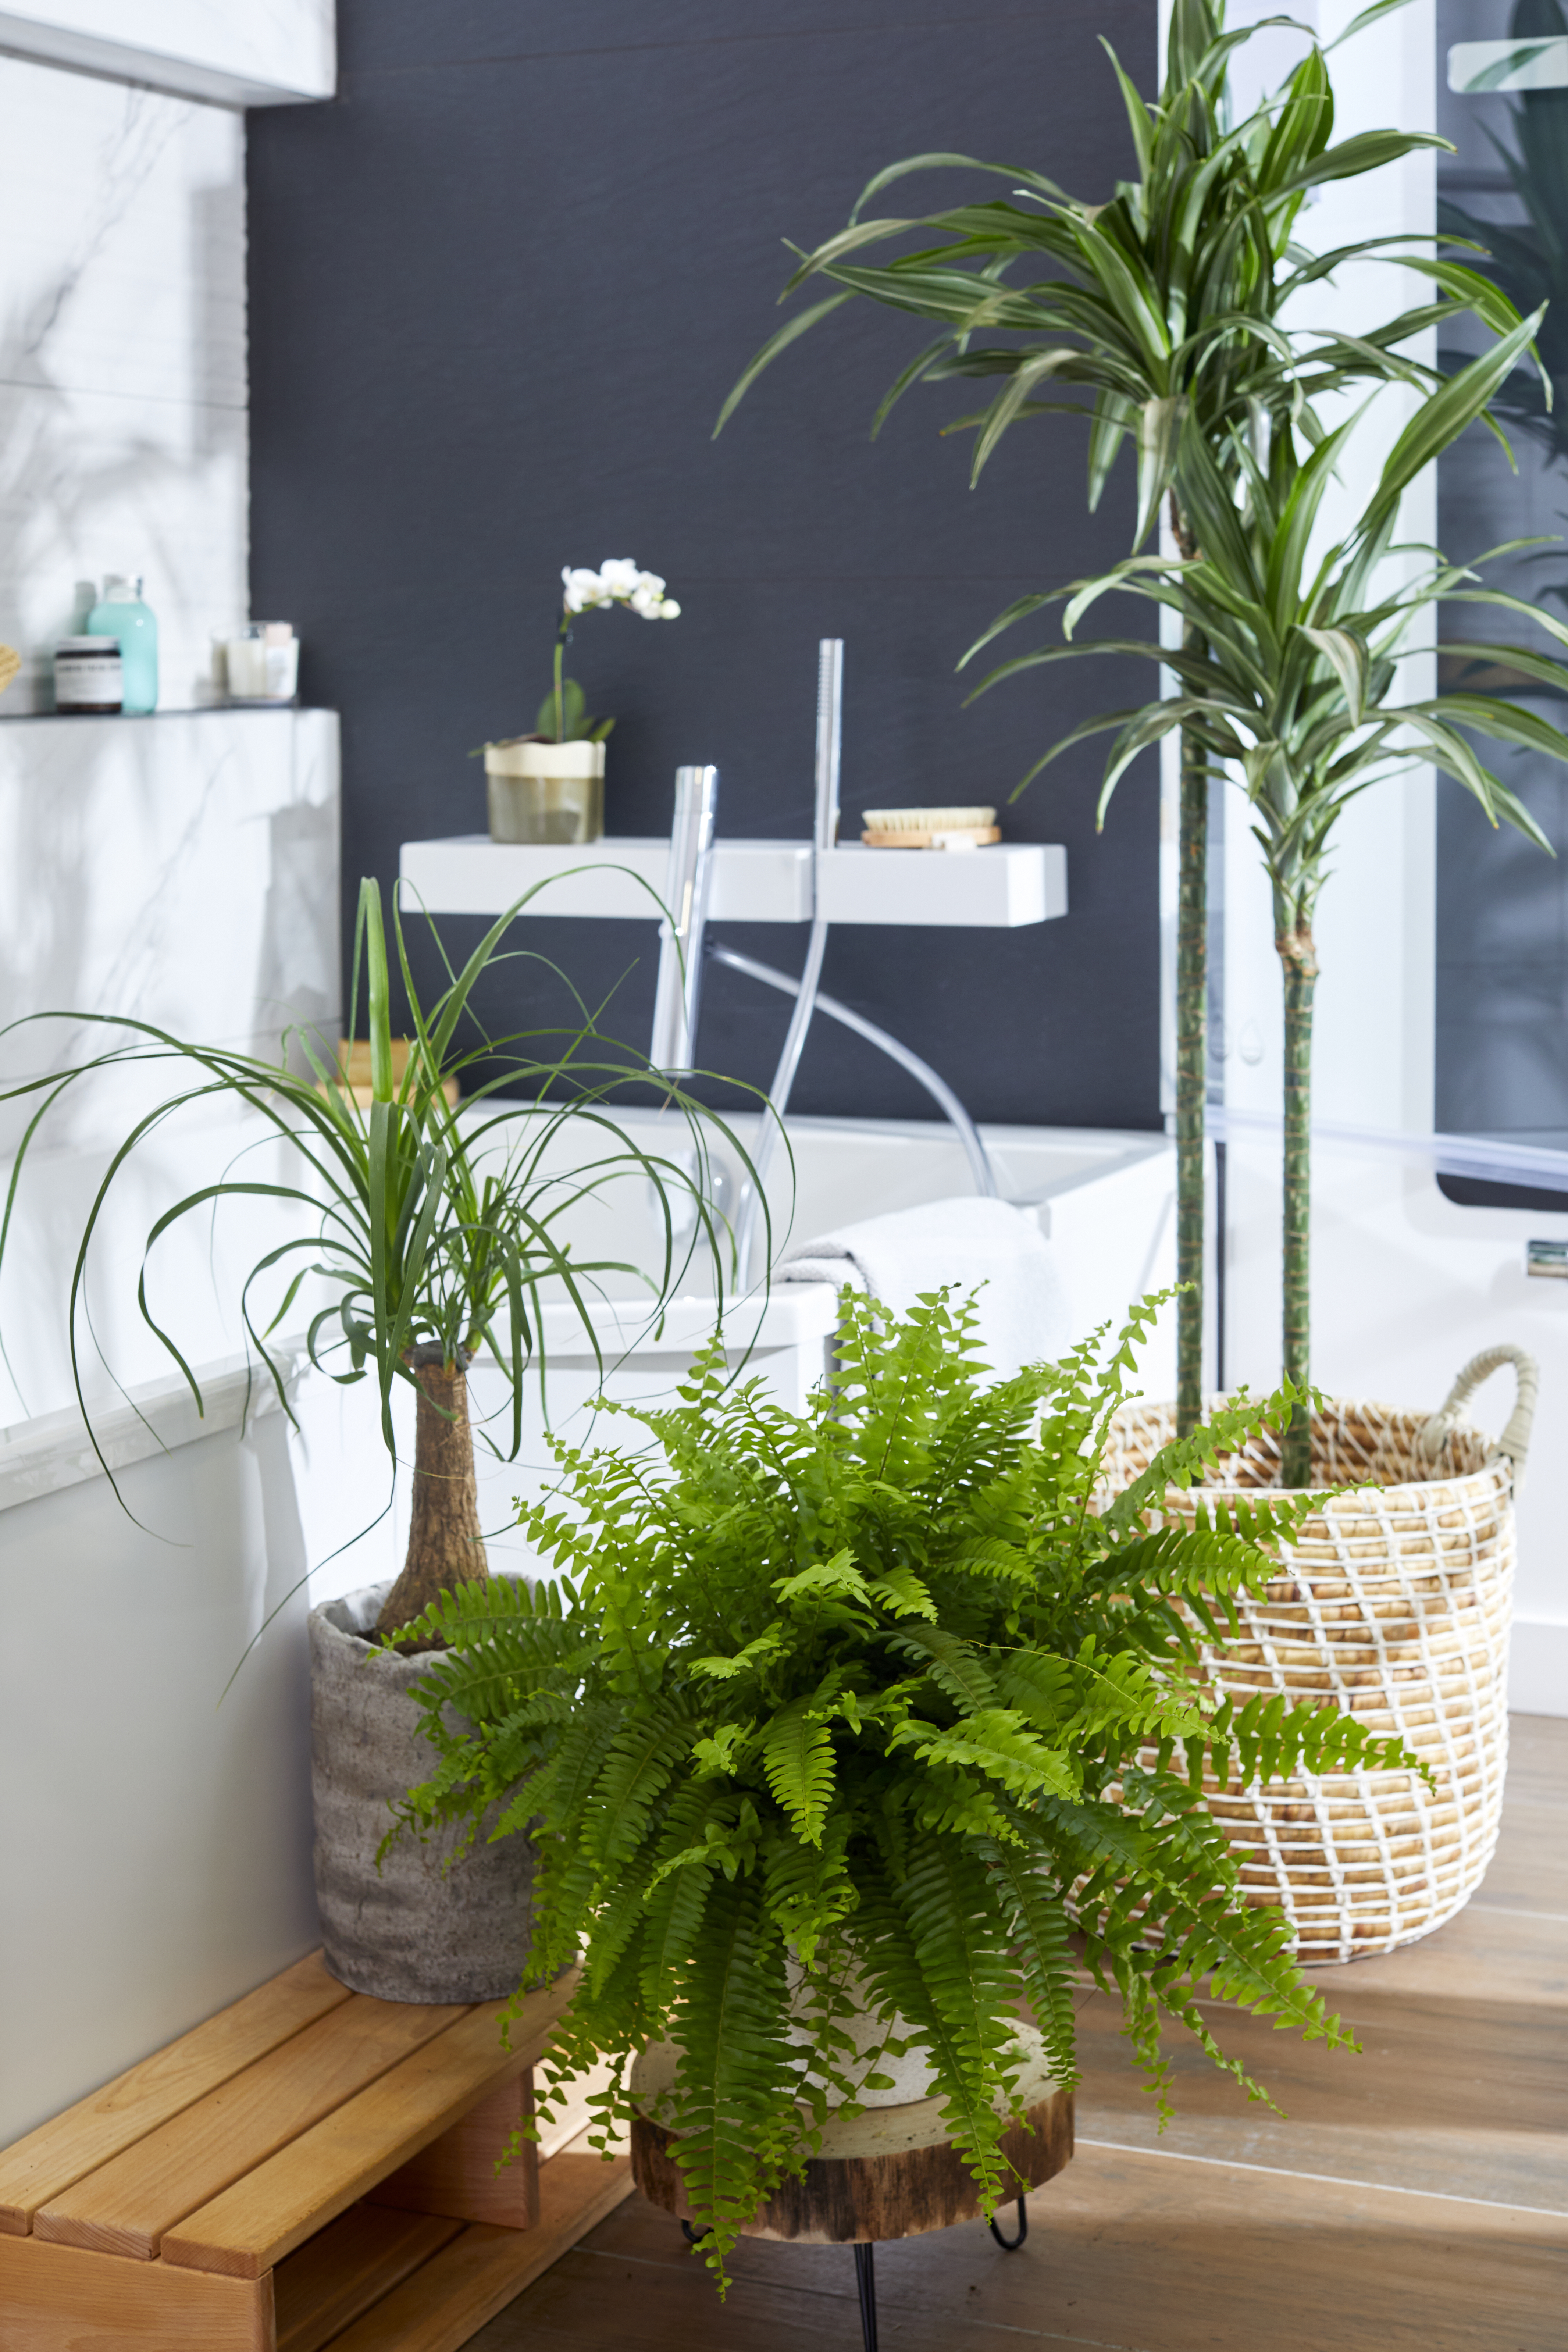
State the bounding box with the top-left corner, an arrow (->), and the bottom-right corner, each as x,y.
309,1578 -> 535,2001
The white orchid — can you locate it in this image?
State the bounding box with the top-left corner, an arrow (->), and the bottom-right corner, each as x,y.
595,557 -> 643,597
560,559 -> 680,621
561,566 -> 610,613
532,559 -> 681,743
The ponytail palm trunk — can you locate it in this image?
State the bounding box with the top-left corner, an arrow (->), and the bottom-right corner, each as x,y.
378,1347 -> 488,1642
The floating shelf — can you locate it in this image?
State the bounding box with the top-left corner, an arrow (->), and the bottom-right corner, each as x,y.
399,834 -> 1067,930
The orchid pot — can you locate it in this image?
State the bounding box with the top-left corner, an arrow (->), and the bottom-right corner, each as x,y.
485,735 -> 605,845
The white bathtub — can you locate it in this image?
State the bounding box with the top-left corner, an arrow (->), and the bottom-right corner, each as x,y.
286,1109 -> 1178,1603
0,1104 -> 1173,2136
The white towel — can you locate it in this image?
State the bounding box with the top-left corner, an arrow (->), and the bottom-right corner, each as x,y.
777,1195 -> 1072,1382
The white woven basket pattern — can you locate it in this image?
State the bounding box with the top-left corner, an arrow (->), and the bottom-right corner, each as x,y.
1104,1398 -> 1514,1963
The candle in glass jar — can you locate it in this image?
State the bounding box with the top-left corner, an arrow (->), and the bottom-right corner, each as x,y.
224,622 -> 299,702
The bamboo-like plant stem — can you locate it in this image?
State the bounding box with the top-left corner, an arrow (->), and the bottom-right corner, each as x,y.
376,1345 -> 489,1643
1172,503 -> 1207,1437
1278,924 -> 1318,1488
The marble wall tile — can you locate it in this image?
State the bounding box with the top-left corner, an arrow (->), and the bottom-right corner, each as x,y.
0,705 -> 340,1106
0,706 -> 340,1425
0,53 -> 249,711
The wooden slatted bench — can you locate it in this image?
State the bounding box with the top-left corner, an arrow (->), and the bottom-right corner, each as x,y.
0,1952 -> 631,2351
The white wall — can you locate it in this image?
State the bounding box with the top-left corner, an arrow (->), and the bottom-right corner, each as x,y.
0,50 -> 248,712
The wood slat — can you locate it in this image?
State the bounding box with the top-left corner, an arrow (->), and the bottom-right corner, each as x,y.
1296,1899 -> 1568,2023
322,2150 -> 634,2352
162,1969 -> 580,2280
35,1994 -> 469,2262
0,2232 -> 273,2352
1473,1715 -> 1568,1919
371,2072 -> 539,2229
0,1952 -> 350,2236
274,2203 -> 465,2352
1070,1977 -> 1567,2215
473,2149 -> 1568,2352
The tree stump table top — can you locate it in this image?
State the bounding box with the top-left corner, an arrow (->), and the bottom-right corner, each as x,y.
629,2024 -> 1072,2245
0,1950 -> 631,2352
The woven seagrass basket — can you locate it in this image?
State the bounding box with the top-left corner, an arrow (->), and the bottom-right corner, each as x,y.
1103,1346 -> 1537,1964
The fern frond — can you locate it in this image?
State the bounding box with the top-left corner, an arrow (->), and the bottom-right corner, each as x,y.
884,1622 -> 999,1711
891,1708 -> 1080,1802
667,1871 -> 803,2287
760,1695 -> 837,1845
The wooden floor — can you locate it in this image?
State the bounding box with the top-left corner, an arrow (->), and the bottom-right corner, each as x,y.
469,1713 -> 1567,2352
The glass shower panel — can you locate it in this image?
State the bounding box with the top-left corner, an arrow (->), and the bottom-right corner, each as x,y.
1436,2 -> 1568,1190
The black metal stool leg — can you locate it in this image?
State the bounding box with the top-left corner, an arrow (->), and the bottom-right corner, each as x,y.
852,2241 -> 879,2352
988,2195 -> 1029,2251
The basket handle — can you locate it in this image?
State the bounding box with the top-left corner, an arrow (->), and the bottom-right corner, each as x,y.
1416,1343 -> 1539,1482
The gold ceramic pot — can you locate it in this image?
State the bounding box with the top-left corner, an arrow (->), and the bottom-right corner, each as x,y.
484,737 -> 606,845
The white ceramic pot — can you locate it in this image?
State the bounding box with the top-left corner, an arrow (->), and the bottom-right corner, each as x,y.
485,737 -> 605,845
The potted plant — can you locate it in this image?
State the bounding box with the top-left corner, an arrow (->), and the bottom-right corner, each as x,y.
716,1 -> 1519,1436
482,559 -> 681,845
0,876 -> 751,2002
958,321 -> 1554,1954
390,1285 -> 1417,2282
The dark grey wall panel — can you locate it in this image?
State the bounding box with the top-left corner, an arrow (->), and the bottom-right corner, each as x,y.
248,0 -> 1160,1128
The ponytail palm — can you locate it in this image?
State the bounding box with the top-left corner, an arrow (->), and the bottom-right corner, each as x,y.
0,878 -> 755,1634
718,0 -> 1523,1436
961,317 -> 1562,1480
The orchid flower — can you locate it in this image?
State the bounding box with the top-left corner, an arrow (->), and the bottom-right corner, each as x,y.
539,559 -> 680,740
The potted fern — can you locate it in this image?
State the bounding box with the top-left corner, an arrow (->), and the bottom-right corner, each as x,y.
0,876 -> 751,2002
391,1286 -> 1417,2281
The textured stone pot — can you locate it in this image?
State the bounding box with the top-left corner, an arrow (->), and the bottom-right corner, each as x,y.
309,1578 -> 534,2001
485,737 -> 605,844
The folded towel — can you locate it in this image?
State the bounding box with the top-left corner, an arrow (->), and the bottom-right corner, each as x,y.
778,1195 -> 1071,1382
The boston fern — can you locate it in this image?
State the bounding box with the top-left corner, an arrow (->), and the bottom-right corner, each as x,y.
391,1288 -> 1418,2281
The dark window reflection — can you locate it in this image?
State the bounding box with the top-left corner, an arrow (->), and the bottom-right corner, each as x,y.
1437,0 -> 1568,1195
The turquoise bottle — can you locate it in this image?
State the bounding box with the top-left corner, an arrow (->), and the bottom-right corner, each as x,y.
86,575 -> 158,714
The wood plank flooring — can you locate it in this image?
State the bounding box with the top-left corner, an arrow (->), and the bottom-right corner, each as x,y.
468,1713 -> 1567,2352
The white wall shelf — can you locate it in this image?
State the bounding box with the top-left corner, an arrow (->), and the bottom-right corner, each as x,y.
0,1 -> 335,107
399,833 -> 1067,930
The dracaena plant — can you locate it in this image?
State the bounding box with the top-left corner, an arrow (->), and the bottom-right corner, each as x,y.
960,316 -> 1563,1482
389,1286 -> 1419,2284
0,876 -> 755,1638
716,0 -> 1523,1438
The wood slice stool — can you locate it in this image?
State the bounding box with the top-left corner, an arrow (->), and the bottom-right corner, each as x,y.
630,2026 -> 1072,2351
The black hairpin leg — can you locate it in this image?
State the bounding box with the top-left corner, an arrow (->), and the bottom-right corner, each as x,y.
853,2240 -> 879,2352
988,2195 -> 1028,2251
681,2219 -> 711,2245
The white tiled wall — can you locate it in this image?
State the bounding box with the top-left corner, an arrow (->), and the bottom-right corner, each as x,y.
0,51 -> 248,713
